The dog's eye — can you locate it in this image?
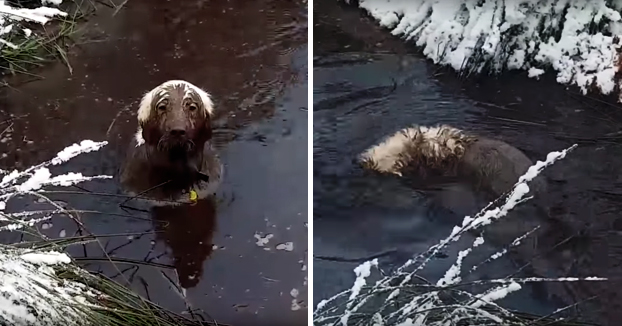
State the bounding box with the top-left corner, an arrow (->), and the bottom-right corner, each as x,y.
157,104 -> 167,111
188,104 -> 198,111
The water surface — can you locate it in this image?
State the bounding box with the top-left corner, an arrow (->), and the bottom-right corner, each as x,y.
313,2 -> 622,324
0,1 -> 308,325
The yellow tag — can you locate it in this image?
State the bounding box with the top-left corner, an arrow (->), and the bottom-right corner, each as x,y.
189,189 -> 198,203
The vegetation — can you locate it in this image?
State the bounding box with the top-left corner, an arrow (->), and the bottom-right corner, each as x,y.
314,144 -> 607,326
0,0 -> 126,79
0,140 -> 220,325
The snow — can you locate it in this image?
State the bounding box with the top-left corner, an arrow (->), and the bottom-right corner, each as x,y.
0,140 -> 109,190
16,167 -> 52,192
340,259 -> 379,326
348,259 -> 378,303
470,282 -> 522,308
528,67 -> 545,78
0,0 -> 66,24
0,246 -> 99,325
51,140 -> 107,165
0,141 -> 110,232
0,139 -> 111,324
276,241 -> 294,251
437,248 -> 471,286
20,250 -> 71,265
254,232 -> 274,246
348,0 -> 622,100
0,0 -> 66,49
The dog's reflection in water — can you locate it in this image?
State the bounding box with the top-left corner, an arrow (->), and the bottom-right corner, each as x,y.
151,197 -> 217,289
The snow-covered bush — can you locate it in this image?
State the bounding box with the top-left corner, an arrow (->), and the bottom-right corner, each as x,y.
345,0 -> 622,101
313,144 -> 608,326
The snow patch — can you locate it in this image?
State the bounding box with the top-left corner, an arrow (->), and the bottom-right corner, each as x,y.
20,250 -> 71,265
254,233 -> 274,246
276,241 -> 294,251
0,246 -> 99,325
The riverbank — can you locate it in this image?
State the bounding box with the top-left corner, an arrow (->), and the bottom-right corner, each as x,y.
340,0 -> 622,103
0,0 -> 109,82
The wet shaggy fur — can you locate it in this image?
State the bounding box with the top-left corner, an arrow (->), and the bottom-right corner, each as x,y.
358,125 -> 546,197
120,80 -> 223,205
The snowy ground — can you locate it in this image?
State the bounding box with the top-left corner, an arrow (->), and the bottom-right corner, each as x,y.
346,0 -> 622,101
0,248 -> 99,326
0,0 -> 67,49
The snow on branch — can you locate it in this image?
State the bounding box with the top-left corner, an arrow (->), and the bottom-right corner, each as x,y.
314,144 -> 608,326
0,139 -> 111,325
0,140 -> 110,232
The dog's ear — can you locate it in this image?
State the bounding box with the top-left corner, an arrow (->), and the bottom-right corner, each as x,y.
196,112 -> 213,144
137,88 -> 164,145
137,89 -> 155,125
197,89 -> 214,142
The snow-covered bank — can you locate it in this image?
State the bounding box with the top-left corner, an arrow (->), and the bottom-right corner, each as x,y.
313,144 -> 608,325
346,0 -> 622,101
0,0 -> 67,48
0,247 -> 100,325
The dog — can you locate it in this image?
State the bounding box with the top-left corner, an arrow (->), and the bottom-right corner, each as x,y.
358,124 -> 547,198
120,80 -> 223,205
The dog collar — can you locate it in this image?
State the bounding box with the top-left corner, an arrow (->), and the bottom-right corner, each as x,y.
189,189 -> 198,204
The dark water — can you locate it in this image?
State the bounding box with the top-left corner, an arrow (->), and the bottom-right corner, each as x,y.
313,2 -> 622,324
0,1 -> 307,325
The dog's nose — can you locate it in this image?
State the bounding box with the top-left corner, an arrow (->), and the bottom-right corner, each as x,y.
169,129 -> 186,137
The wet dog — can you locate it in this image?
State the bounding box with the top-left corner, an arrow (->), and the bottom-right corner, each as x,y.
120,80 -> 223,205
357,124 -> 556,256
358,124 -> 547,198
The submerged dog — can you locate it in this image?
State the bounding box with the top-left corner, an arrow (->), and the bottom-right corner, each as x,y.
120,80 -> 223,204
358,124 -> 546,198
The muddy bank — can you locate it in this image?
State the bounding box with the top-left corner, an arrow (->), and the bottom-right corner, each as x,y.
0,1 -> 308,325
313,1 -> 622,324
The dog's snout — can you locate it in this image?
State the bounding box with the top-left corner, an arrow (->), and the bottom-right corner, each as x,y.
170,129 -> 186,137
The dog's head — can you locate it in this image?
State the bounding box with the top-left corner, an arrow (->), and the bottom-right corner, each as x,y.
135,80 -> 215,161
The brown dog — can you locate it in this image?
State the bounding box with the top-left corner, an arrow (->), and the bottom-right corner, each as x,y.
358,124 -> 547,198
120,80 -> 223,205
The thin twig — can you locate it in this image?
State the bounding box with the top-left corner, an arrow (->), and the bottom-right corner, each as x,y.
112,0 -> 129,16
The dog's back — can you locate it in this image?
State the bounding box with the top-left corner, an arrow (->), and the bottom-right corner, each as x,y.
460,137 -> 547,197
